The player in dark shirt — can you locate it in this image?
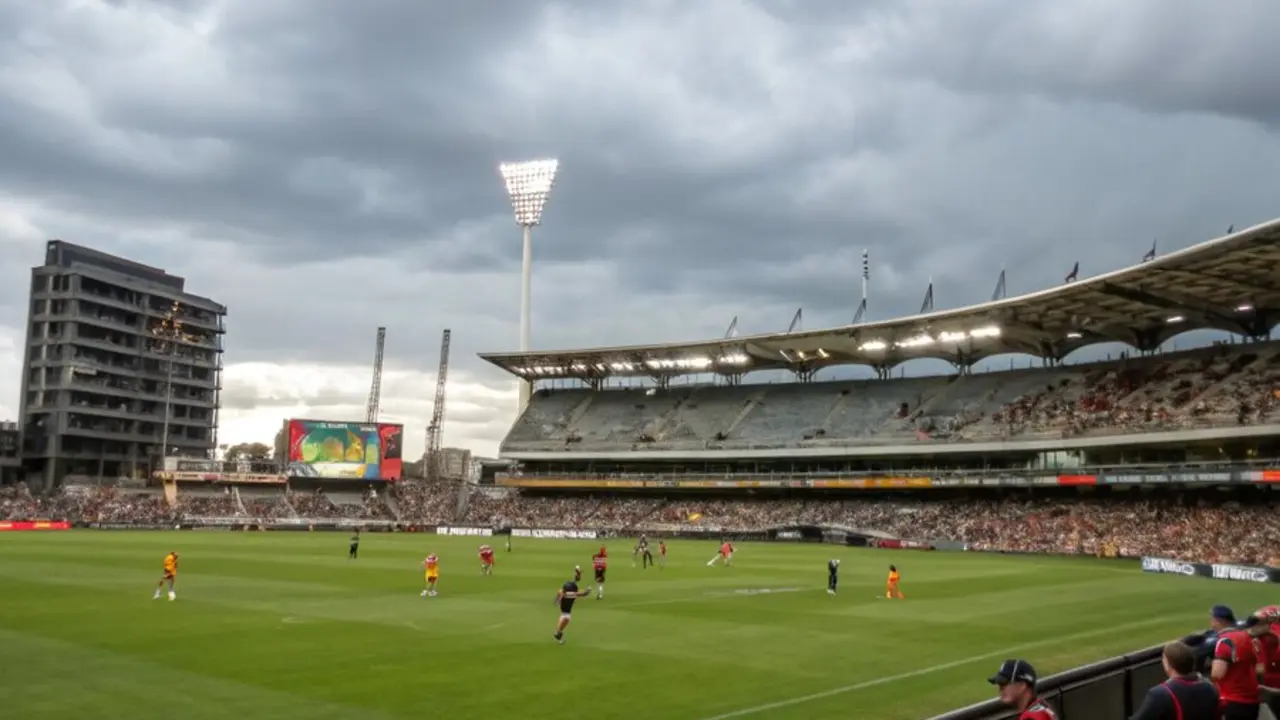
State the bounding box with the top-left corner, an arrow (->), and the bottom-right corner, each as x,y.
348,530 -> 360,559
827,559 -> 840,595
1130,641 -> 1220,720
553,578 -> 591,644
633,535 -> 649,567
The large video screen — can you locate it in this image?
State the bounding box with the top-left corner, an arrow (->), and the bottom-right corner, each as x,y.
286,420 -> 403,480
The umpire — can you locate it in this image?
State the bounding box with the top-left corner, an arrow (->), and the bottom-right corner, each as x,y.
1129,642 -> 1219,720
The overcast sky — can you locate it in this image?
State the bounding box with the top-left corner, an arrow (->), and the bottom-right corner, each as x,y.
1,0 -> 1279,459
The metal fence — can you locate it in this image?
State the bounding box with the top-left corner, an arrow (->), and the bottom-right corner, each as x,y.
929,640 -> 1176,720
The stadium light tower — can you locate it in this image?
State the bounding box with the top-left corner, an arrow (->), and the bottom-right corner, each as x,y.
499,158 -> 559,411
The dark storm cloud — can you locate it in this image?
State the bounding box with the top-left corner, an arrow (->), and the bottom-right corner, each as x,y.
1,0 -> 1280,442
870,0 -> 1280,128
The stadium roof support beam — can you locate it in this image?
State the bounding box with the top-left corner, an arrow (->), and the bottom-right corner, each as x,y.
1171,269 -> 1274,297
1098,282 -> 1249,335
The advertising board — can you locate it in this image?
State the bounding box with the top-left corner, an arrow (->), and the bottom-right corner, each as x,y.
285,419 -> 403,480
0,520 -> 70,531
1140,556 -> 1278,583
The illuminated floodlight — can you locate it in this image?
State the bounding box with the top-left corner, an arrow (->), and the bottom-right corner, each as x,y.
500,159 -> 559,227
1166,315 -> 1185,324
1236,304 -> 1254,312
498,158 -> 561,413
897,334 -> 935,349
1066,331 -> 1083,339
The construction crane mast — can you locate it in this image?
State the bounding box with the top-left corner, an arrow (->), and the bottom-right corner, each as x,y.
365,327 -> 387,423
424,328 -> 451,481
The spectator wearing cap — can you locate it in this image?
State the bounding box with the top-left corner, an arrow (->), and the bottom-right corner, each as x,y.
1252,606 -> 1280,690
1208,605 -> 1261,720
988,659 -> 1057,719
1130,642 -> 1219,720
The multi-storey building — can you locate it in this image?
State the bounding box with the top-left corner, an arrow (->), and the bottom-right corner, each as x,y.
19,240 -> 226,488
0,420 -> 19,485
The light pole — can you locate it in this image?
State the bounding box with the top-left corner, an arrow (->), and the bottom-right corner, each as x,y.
499,158 -> 559,412
151,301 -> 194,466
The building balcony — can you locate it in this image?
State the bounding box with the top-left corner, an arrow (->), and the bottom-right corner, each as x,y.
69,335 -> 141,358
70,310 -> 143,334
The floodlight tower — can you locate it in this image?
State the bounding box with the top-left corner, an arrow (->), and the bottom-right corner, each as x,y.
499,158 -> 559,412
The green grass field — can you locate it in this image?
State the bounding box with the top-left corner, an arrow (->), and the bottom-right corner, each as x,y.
0,531 -> 1273,720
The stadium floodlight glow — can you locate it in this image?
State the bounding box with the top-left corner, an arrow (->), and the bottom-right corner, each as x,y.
1236,304 -> 1254,312
1166,315 -> 1185,324
500,159 -> 559,227
498,158 -> 560,412
897,334 -> 935,348
1066,331 -> 1083,339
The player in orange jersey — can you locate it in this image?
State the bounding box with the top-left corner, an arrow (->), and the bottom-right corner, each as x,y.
707,540 -> 734,567
885,565 -> 905,599
154,551 -> 179,601
421,553 -> 440,597
478,544 -> 495,575
658,539 -> 667,568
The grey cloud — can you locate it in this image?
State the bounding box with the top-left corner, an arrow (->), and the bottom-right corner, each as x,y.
869,0 -> 1280,127
2,0 -> 1280,453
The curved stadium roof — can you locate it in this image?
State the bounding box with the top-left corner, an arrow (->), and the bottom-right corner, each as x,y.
480,218 -> 1280,381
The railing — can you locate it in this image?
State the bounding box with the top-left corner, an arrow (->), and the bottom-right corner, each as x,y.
500,456 -> 1280,481
928,637 -> 1197,720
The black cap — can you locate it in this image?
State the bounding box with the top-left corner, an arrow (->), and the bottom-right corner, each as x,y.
988,659 -> 1038,687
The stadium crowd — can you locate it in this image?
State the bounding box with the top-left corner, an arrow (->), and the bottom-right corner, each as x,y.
985,345 -> 1280,440
4,482 -> 1278,567
507,342 -> 1280,452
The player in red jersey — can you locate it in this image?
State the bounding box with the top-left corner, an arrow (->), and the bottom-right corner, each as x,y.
658,539 -> 666,568
1208,605 -> 1260,720
591,549 -> 607,600
706,541 -> 734,567
478,544 -> 495,575
987,659 -> 1057,719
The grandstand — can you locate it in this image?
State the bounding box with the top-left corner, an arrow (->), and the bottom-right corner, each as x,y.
483,219 -> 1280,469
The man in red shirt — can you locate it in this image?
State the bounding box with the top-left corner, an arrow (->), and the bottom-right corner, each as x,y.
987,659 -> 1057,719
1252,606 -> 1280,690
1209,605 -> 1260,720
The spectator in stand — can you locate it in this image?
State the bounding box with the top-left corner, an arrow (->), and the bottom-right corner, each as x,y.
1208,605 -> 1261,720
1130,642 -> 1220,720
987,659 -> 1057,719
